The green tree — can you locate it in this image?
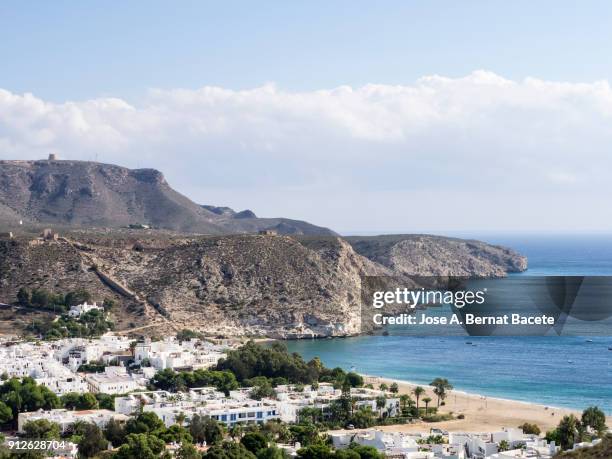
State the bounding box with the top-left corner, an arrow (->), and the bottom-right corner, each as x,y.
413,386 -> 425,413
64,290 -> 92,307
350,406 -> 376,429
61,392 -> 98,410
216,341 -> 320,384
422,397 -> 432,415
22,419 -> 61,440
581,406 -> 607,436
429,378 -> 453,407
518,422 -> 541,435
177,329 -> 204,342
176,441 -> 201,459
115,433 -> 165,459
161,425 -> 193,444
250,380 -> 276,400
190,415 -> 223,445
349,443 -> 383,459
389,383 -> 399,394
125,411 -> 166,436
378,383 -> 388,392
203,441 -> 256,459
556,415 -> 582,450
0,401 -> 12,425
257,446 -> 288,459
241,432 -> 269,454
228,424 -> 244,441
104,418 -> 127,447
296,444 -> 334,459
96,393 -> 115,410
0,377 -> 60,426
76,423 -> 108,458
335,450 -> 360,459
289,424 -> 320,447
344,373 -> 363,388
498,440 -> 509,451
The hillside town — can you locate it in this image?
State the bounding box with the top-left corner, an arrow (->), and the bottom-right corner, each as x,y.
0,303 -> 607,458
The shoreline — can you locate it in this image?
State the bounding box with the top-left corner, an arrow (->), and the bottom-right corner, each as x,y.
360,373 -> 612,433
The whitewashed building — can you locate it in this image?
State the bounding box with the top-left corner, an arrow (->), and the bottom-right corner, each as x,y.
84,366 -> 144,394
68,302 -> 104,318
18,409 -> 129,433
134,337 -> 224,370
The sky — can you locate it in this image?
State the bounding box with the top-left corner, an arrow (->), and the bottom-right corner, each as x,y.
1,1 -> 612,233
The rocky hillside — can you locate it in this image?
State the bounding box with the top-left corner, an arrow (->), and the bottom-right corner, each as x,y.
0,159 -> 335,236
345,234 -> 527,277
0,231 -> 526,338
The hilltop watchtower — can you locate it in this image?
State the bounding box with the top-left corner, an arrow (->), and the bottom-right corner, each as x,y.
48,153 -> 57,161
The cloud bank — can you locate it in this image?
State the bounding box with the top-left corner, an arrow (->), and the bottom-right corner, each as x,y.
1,71 -> 611,232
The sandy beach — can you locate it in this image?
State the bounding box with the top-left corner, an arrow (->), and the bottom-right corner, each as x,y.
363,374 -> 612,433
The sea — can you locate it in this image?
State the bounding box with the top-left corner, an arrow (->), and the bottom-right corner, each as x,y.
283,234 -> 612,414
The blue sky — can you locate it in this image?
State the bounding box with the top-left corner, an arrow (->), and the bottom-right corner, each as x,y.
2,2 -> 612,233
2,1 -> 612,100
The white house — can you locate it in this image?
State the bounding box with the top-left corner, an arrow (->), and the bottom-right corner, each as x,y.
331,429 -> 421,456
84,366 -> 144,394
68,302 -> 104,318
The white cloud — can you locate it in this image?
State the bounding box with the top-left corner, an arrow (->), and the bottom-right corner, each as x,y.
1,71 -> 611,232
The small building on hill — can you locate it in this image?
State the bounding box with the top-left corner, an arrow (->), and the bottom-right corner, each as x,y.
68,302 -> 104,318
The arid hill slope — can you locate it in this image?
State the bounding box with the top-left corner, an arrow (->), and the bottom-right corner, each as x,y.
0,159 -> 335,236
0,231 -> 526,338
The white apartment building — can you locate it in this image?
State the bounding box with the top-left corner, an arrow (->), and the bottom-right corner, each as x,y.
134,337 -> 224,370
114,387 -> 281,427
151,398 -> 281,427
84,366 -> 144,394
275,383 -> 399,423
331,429 -> 422,457
18,409 -> 129,433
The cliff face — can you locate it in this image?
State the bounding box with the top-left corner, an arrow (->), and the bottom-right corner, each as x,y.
345,234 -> 527,277
0,160 -> 335,236
0,232 -> 527,338
0,234 -> 377,338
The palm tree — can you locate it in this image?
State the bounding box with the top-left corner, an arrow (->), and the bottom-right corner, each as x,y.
422,397 -> 432,416
557,414 -> 582,450
430,378 -> 453,407
413,386 -> 425,412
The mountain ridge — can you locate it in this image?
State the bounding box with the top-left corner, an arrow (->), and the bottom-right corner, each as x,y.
0,158 -> 336,236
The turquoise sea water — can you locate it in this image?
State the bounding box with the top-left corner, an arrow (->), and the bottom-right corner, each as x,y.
284,235 -> 612,414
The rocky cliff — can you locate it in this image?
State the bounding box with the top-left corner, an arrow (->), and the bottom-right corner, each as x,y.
345,234 -> 527,277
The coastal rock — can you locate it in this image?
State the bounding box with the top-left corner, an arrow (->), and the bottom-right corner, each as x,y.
346,234 -> 527,277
